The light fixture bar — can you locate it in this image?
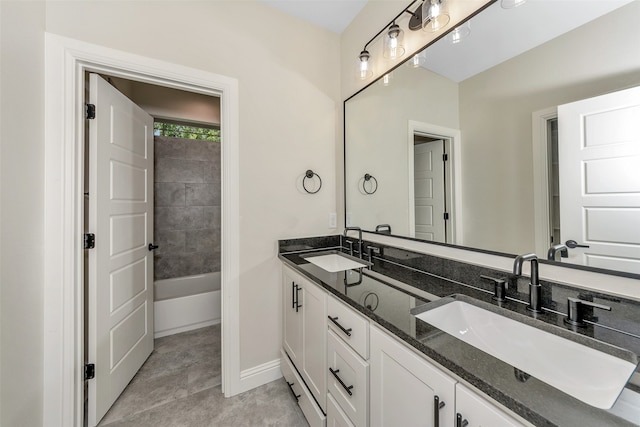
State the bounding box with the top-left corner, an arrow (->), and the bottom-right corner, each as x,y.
361,0 -> 419,52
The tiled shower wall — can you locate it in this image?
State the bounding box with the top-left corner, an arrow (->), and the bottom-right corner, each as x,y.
154,135 -> 221,280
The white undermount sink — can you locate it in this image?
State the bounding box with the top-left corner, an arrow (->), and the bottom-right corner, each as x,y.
301,251 -> 371,273
413,296 -> 638,409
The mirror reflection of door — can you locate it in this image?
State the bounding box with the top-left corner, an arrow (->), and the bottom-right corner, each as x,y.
558,85 -> 640,274
413,135 -> 447,242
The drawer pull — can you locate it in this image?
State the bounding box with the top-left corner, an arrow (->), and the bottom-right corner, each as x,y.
434,395 -> 445,427
286,381 -> 300,403
329,367 -> 354,396
328,316 -> 352,337
456,413 -> 469,427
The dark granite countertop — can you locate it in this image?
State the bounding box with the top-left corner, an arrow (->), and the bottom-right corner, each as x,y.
278,237 -> 640,427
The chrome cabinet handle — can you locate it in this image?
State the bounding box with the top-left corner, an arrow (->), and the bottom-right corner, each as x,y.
329,367 -> 353,396
456,413 -> 469,427
286,381 -> 300,403
328,316 -> 352,337
434,395 -> 445,427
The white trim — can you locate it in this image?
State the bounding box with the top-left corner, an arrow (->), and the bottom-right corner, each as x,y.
44,33 -> 241,427
532,107 -> 557,257
154,291 -> 221,339
239,359 -> 283,393
407,121 -> 463,245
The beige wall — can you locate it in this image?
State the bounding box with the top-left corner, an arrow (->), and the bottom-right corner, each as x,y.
458,1 -> 640,253
345,65 -> 459,234
0,1 -> 46,426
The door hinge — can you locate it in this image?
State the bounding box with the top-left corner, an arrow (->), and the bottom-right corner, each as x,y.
84,363 -> 95,380
443,153 -> 448,161
444,212 -> 449,220
84,233 -> 95,249
86,103 -> 96,120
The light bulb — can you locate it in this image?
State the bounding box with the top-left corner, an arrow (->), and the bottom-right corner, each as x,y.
423,0 -> 450,32
383,23 -> 405,59
358,50 -> 372,80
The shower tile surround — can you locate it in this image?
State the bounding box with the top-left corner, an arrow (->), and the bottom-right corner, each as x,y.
154,136 -> 221,280
279,235 -> 640,426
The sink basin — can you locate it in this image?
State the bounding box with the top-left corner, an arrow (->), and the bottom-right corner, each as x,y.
301,250 -> 371,272
412,295 -> 638,409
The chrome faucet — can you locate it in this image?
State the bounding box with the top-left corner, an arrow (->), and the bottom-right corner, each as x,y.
513,253 -> 542,313
343,227 -> 363,259
547,244 -> 568,261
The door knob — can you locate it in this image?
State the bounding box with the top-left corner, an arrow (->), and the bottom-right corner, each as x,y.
148,243 -> 159,251
565,240 -> 589,249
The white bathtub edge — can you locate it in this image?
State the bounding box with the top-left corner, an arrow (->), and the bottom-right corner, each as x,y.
154,290 -> 221,338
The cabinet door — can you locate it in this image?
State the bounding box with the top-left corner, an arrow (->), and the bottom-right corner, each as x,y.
301,276 -> 327,410
327,393 -> 356,427
455,384 -> 525,427
370,325 -> 456,427
283,267 -> 302,366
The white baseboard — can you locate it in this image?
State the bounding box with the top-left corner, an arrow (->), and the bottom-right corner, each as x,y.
238,358 -> 283,394
154,290 -> 221,338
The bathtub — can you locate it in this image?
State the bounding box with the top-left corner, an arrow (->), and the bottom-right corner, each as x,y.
154,272 -> 221,338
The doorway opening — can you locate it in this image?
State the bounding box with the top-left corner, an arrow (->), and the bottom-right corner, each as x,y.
82,73 -> 223,426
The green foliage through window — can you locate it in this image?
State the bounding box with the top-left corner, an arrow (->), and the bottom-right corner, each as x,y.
154,121 -> 221,142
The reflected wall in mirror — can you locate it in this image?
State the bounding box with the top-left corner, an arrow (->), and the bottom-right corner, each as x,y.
345,0 -> 640,275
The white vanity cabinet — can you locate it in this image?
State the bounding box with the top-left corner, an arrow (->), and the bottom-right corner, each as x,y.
455,384 -> 526,427
369,325 -> 456,427
282,265 -> 327,418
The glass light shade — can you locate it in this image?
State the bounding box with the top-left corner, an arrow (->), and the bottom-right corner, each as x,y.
422,0 -> 450,32
383,23 -> 405,59
501,0 -> 526,9
379,73 -> 393,87
358,50 -> 373,80
407,53 -> 426,68
450,21 -> 471,44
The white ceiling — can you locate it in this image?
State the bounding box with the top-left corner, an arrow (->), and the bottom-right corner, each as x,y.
258,0 -> 368,34
422,0 -> 636,82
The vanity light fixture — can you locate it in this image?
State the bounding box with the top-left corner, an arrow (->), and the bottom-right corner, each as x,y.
383,23 -> 405,59
422,0 -> 450,32
407,52 -> 427,68
380,72 -> 393,87
450,21 -> 471,44
501,0 -> 526,9
359,50 -> 373,80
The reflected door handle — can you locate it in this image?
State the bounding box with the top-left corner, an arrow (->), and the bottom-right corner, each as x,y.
148,243 -> 159,251
565,240 -> 589,249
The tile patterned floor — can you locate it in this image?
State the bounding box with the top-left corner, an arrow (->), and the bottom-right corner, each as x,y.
98,324 -> 307,427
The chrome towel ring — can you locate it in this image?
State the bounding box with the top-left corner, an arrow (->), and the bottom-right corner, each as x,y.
362,173 -> 378,194
303,170 -> 322,194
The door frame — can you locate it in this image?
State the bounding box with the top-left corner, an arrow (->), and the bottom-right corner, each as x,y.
407,121 -> 462,245
43,33 -> 241,426
532,106 -> 558,257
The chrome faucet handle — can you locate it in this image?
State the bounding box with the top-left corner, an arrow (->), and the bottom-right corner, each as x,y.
564,297 -> 611,327
480,275 -> 507,302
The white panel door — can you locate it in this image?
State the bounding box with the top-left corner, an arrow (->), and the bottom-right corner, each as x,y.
558,86 -> 640,274
414,140 -> 446,242
87,74 -> 154,426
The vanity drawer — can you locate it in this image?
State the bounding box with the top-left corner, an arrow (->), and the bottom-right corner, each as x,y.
281,349 -> 326,427
327,393 -> 356,427
327,330 -> 369,427
328,295 -> 369,359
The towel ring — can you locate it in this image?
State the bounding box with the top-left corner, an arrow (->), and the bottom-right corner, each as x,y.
303,170 -> 322,194
362,173 -> 378,195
